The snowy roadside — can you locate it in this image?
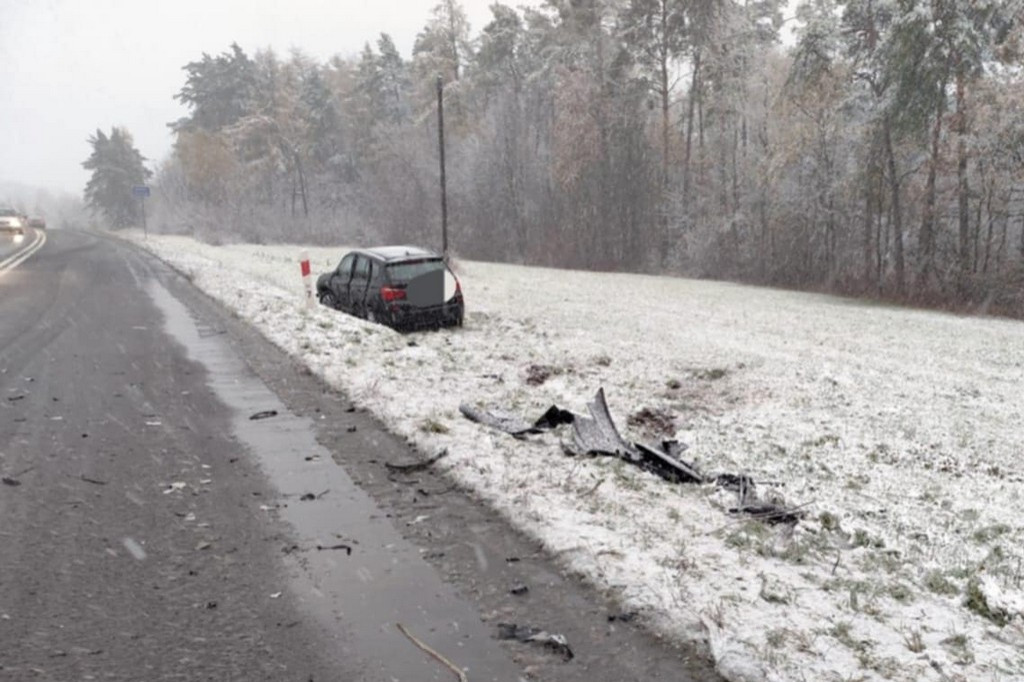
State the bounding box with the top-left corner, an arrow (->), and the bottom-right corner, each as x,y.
124,231 -> 1024,682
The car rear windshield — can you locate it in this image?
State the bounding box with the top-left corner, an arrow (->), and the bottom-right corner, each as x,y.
386,259 -> 444,283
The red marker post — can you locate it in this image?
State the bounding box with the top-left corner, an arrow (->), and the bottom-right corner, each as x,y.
300,250 -> 313,309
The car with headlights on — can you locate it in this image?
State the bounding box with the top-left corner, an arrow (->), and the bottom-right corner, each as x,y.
317,246 -> 463,330
0,208 -> 26,243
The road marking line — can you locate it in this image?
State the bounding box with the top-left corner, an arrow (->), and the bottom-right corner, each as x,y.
0,230 -> 43,269
0,230 -> 44,269
0,230 -> 47,276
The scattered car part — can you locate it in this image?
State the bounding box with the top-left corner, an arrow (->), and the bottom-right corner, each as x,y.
607,611 -> 639,623
460,387 -> 805,525
384,449 -> 449,473
496,623 -> 574,661
458,403 -> 573,439
315,543 -> 353,555
565,388 -> 639,460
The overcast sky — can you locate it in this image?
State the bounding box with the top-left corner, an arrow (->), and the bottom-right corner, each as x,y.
0,0 -> 541,196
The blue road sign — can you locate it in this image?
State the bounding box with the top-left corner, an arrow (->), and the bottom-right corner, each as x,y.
132,185 -> 151,198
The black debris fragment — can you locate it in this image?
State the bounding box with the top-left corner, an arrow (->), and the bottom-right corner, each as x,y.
728,502 -> 807,525
346,426 -> 357,433
1,477 -> 21,487
715,473 -> 758,493
633,442 -> 704,484
80,475 -> 107,486
7,395 -> 24,402
534,405 -> 575,431
299,493 -> 316,501
316,543 -> 352,555
249,410 -> 278,421
497,623 -> 573,661
607,611 -> 638,623
384,449 -> 448,473
510,584 -> 529,596
660,440 -> 689,460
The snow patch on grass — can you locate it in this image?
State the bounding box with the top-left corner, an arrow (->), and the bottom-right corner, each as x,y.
126,231 -> 1024,682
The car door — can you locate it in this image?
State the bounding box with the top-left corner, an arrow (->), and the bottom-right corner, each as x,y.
349,255 -> 372,315
331,254 -> 355,309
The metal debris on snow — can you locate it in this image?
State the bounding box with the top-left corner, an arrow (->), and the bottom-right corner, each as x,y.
460,387 -> 805,525
384,448 -> 449,473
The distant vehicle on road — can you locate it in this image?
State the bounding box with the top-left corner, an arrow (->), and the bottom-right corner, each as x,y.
317,246 -> 464,331
28,217 -> 46,229
0,207 -> 26,243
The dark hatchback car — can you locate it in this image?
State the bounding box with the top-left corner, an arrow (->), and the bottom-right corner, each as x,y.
317,246 -> 464,330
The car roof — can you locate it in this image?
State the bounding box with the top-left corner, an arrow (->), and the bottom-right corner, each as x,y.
355,245 -> 441,263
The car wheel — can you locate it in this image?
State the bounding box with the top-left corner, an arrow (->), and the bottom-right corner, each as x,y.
319,291 -> 337,309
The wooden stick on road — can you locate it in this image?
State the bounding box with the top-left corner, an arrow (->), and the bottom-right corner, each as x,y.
396,622 -> 468,682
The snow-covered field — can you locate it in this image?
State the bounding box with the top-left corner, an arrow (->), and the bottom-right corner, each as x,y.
125,231 -> 1024,682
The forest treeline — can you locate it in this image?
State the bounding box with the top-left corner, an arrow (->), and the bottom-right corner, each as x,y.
142,0 -> 1024,310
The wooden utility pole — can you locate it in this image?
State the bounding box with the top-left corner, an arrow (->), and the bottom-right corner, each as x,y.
437,75 -> 448,259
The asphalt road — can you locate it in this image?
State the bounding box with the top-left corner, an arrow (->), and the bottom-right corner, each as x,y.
0,230 -> 722,682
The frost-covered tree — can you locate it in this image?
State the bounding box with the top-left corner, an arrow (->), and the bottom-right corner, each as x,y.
619,0 -> 687,182
172,43 -> 257,133
82,127 -> 151,228
151,3 -> 1024,312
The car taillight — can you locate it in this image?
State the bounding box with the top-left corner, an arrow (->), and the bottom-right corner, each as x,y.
381,286 -> 406,302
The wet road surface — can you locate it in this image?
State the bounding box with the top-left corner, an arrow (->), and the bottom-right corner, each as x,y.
0,230 -> 723,681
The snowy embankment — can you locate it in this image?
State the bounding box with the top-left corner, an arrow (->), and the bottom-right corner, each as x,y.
125,231 -> 1024,682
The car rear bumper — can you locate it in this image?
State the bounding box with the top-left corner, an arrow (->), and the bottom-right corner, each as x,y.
386,301 -> 463,330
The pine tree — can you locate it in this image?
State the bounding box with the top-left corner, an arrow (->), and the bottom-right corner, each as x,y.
172,43 -> 257,133
82,127 -> 152,228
